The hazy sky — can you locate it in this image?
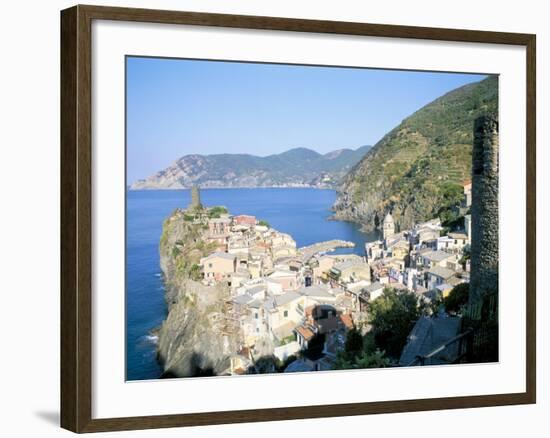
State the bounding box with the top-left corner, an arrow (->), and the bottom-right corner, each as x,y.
126,56 -> 486,183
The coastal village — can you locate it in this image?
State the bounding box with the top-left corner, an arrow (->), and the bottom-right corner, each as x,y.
181,181 -> 473,375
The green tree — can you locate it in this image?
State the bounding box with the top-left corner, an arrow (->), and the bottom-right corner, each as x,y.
258,219 -> 270,228
443,283 -> 469,314
368,288 -> 422,359
333,328 -> 390,370
343,328 -> 363,356
207,206 -> 228,218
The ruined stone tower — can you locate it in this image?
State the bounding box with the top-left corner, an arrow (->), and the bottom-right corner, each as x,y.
188,185 -> 202,210
468,114 -> 499,317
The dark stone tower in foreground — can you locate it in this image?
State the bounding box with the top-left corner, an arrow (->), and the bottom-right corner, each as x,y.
469,115 -> 499,318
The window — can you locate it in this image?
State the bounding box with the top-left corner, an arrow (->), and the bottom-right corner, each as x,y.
283,310 -> 288,318
255,313 -> 258,319
208,263 -> 213,268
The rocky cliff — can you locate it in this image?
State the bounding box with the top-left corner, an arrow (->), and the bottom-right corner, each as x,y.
333,76 -> 498,231
131,146 -> 371,190
156,209 -> 240,377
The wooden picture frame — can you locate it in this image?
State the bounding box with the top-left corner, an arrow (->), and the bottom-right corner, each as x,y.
60,4 -> 536,433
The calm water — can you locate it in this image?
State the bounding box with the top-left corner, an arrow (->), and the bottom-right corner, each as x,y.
126,188 -> 380,381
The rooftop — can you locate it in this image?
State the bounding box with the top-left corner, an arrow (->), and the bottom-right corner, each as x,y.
203,252 -> 236,261
364,281 -> 385,293
233,294 -> 254,305
423,250 -> 454,262
268,269 -> 296,278
399,316 -> 462,366
427,266 -> 456,279
298,285 -> 334,298
448,232 -> 468,240
274,291 -> 301,307
295,325 -> 316,341
247,285 -> 266,295
340,314 -> 354,330
333,260 -> 366,272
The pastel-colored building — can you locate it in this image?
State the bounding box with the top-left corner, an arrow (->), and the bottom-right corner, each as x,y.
312,256 -> 336,281
419,250 -> 456,269
425,266 -> 457,291
233,214 -> 257,226
330,260 -> 371,283
208,217 -> 231,236
267,269 -> 300,291
200,252 -> 236,282
389,239 -> 410,261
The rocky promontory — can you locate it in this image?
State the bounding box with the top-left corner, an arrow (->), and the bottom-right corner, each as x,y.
157,208 -> 240,377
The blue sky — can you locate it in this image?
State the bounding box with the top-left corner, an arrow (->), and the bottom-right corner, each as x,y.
126,56 -> 486,183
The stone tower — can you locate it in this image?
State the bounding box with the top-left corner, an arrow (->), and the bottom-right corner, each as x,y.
469,115 -> 499,316
188,185 -> 202,210
383,212 -> 395,240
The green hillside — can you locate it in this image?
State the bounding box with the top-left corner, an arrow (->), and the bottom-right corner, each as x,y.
333,76 -> 498,231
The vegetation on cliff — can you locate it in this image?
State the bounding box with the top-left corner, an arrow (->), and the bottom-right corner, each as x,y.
157,207 -> 238,377
159,209 -> 216,294
333,76 -> 498,231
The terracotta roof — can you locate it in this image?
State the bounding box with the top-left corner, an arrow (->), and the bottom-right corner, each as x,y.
295,325 -> 315,341
340,314 -> 354,330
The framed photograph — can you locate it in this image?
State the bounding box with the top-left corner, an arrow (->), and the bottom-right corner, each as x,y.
60,4 -> 536,433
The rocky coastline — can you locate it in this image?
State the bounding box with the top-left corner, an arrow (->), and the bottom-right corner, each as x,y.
156,208 -> 240,377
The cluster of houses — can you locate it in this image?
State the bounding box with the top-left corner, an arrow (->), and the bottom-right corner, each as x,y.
193,182 -> 471,374
366,214 -> 470,303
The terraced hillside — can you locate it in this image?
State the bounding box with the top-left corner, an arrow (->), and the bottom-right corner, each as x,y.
333,76 -> 498,231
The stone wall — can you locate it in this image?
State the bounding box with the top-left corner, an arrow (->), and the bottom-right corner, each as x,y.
469,114 -> 499,314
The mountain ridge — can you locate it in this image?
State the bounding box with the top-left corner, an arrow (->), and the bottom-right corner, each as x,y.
130,145 -> 371,190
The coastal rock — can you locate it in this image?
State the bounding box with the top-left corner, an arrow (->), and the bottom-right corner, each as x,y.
157,279 -> 237,377
157,209 -> 240,377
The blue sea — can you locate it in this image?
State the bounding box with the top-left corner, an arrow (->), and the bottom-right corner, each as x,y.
126,188 -> 380,381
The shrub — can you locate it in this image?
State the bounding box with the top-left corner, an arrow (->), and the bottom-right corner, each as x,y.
444,283 -> 469,314
368,288 -> 422,359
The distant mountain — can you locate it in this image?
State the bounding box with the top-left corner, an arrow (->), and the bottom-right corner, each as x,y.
130,145 -> 371,190
333,76 -> 498,231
